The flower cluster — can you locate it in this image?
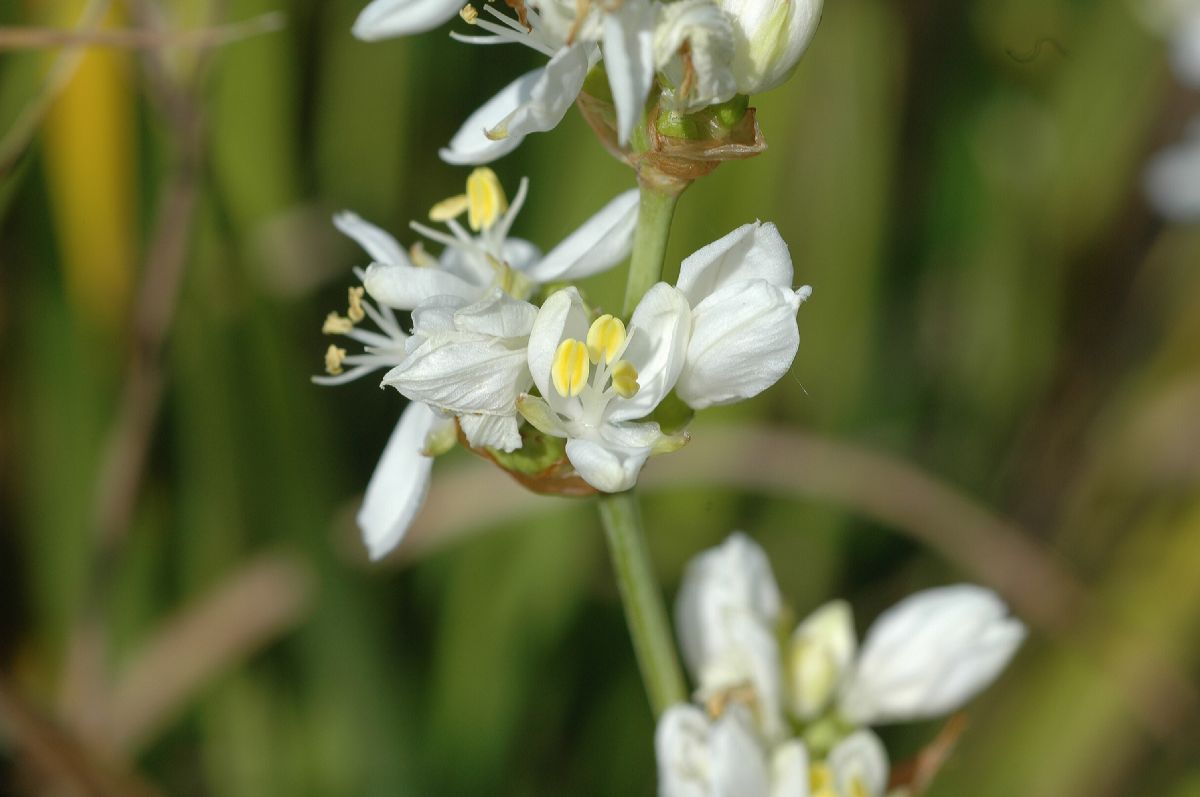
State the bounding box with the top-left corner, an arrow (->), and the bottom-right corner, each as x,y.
350,0 -> 823,164
317,169 -> 810,559
657,534 -> 1026,796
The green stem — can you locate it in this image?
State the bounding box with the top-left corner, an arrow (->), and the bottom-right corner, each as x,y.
622,183 -> 680,317
597,491 -> 687,716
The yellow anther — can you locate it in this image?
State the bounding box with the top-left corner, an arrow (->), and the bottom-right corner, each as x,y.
324,344 -> 348,375
610,359 -> 640,398
347,286 -> 366,323
459,3 -> 478,22
848,778 -> 869,797
322,312 -> 353,335
551,339 -> 590,398
586,314 -> 626,364
809,764 -> 834,793
429,193 -> 469,222
466,167 -> 507,231
410,241 -> 437,267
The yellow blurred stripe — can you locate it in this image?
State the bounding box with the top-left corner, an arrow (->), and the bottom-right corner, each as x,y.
41,0 -> 136,335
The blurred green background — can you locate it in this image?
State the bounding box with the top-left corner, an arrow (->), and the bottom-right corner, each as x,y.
2,0 -> 1199,795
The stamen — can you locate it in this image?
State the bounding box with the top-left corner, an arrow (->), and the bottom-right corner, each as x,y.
459,3 -> 478,22
610,360 -> 640,398
809,764 -> 834,793
409,241 -> 438,267
466,167 -> 508,231
430,193 -> 469,222
552,339 -> 590,397
347,286 -> 366,323
323,313 -> 353,335
586,314 -> 626,364
324,344 -> 348,375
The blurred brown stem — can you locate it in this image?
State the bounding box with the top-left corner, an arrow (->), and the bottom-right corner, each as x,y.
0,13 -> 283,51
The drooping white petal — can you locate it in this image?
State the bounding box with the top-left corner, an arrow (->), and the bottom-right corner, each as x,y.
607,283 -> 692,422
770,740 -> 811,797
363,262 -> 481,309
603,0 -> 657,144
333,211 -> 410,268
828,730 -> 889,797
383,334 -> 532,415
675,279 -> 802,410
521,188 -> 640,282
564,436 -> 651,493
452,289 -> 539,339
676,221 -> 794,305
486,44 -> 589,140
787,599 -> 856,721
526,287 -> 590,403
696,611 -> 788,739
439,46 -> 588,166
352,0 -> 463,40
839,585 -> 1026,725
460,412 -> 523,451
357,402 -> 447,560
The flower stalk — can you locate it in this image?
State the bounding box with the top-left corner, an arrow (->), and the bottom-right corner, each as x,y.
623,182 -> 680,316
597,490 -> 686,715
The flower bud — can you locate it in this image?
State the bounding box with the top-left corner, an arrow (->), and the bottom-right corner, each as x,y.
718,0 -> 823,94
787,599 -> 856,721
838,585 -> 1026,725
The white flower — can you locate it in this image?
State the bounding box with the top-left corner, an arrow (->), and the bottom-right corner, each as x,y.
656,704 -> 809,797
356,401 -> 455,561
838,585 -> 1027,725
675,532 -> 788,739
673,221 -> 811,410
656,705 -> 889,797
382,289 -> 538,452
342,169 -> 638,309
1144,117 -> 1200,221
517,284 -> 691,492
718,0 -> 822,94
654,0 -> 739,113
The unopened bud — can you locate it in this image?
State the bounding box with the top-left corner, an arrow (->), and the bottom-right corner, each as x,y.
720,0 -> 823,94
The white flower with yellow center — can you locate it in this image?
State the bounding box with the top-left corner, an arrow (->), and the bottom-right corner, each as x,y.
655,704 -> 887,797
517,284 -> 692,492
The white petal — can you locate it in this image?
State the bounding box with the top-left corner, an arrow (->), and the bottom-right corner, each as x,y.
439,46 -> 588,166
840,585 -> 1026,725
675,279 -> 802,410
460,412 -> 522,451
382,333 -> 531,415
695,612 -> 787,740
522,188 -> 640,282
352,0 -> 462,40
828,730 -> 889,797
1170,11 -> 1200,89
787,600 -> 856,721
603,0 -> 657,144
676,222 -> 794,305
333,211 -> 409,268
526,287 -> 590,403
1144,124 -> 1200,222
357,402 -> 445,560
486,44 -> 588,140
452,289 -> 539,339
363,262 -> 481,309
411,295 -> 469,336
770,740 -> 811,797
503,237 -> 543,273
656,705 -> 713,797
710,707 -> 773,796
607,283 -> 692,422
564,436 -> 650,492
